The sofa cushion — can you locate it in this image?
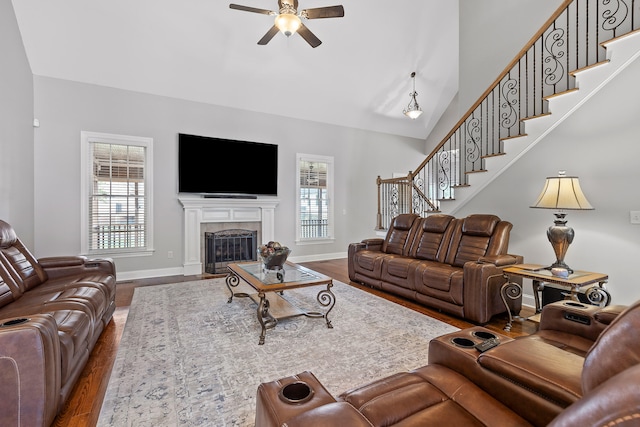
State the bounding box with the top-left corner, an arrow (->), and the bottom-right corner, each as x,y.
0,220 -> 18,248
340,366 -> 532,427
0,264 -> 22,308
548,364 -> 640,427
0,240 -> 48,292
53,310 -> 92,384
582,299 -> 640,393
461,214 -> 500,236
414,262 -> 464,305
409,215 -> 455,262
447,215 -> 503,268
381,214 -> 419,256
477,336 -> 584,407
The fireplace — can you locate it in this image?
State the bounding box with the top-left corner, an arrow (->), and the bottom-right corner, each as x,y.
205,229 -> 257,273
178,196 -> 280,275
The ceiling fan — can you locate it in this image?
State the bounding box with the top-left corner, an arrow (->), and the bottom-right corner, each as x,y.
229,0 -> 344,48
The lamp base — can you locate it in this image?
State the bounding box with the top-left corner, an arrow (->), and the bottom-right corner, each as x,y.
545,262 -> 573,275
546,213 -> 575,275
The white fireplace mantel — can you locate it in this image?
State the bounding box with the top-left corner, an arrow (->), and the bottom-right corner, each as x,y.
178,196 -> 280,275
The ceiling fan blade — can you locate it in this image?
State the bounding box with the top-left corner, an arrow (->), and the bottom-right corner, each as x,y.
258,25 -> 280,45
297,23 -> 322,48
301,5 -> 344,19
229,4 -> 275,15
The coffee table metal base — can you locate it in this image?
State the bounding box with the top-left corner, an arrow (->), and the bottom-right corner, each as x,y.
226,270 -> 335,345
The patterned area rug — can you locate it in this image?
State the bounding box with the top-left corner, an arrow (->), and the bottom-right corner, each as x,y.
97,278 -> 458,426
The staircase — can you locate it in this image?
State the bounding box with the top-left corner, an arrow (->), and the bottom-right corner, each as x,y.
376,0 -> 640,230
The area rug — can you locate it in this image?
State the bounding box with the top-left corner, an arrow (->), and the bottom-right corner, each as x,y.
97,278 -> 459,426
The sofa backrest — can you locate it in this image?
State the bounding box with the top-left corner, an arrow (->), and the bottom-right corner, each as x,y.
409,214 -> 456,262
548,300 -> 640,427
0,263 -> 20,309
0,220 -> 47,292
381,214 -> 420,256
445,214 -> 511,267
581,299 -> 640,393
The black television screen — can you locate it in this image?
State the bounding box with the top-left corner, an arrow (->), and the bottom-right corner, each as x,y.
178,134 -> 278,196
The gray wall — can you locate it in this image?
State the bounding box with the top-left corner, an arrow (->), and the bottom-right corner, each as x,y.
456,56 -> 640,304
32,76 -> 424,275
0,0 -> 34,245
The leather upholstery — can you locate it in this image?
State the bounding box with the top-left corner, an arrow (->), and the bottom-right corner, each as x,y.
256,300 -> 640,427
0,220 -> 116,427
349,213 -> 523,324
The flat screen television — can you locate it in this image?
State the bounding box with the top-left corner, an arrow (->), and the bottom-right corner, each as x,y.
178,133 -> 278,197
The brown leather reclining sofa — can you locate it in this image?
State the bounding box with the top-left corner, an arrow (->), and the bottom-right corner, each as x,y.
255,299 -> 640,427
0,220 -> 116,427
348,213 -> 523,324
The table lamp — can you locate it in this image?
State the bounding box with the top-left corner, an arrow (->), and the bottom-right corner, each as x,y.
530,171 -> 594,274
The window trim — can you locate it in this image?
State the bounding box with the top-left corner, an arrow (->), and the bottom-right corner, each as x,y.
80,131 -> 154,257
295,153 -> 334,244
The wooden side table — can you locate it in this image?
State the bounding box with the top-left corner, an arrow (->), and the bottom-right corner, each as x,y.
500,264 -> 610,331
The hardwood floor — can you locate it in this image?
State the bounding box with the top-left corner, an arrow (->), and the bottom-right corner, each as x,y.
52,258 -> 537,426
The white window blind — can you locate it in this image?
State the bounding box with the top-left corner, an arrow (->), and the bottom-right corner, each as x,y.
296,154 -> 334,242
81,132 -> 154,256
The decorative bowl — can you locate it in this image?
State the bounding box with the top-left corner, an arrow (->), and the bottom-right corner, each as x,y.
257,243 -> 291,271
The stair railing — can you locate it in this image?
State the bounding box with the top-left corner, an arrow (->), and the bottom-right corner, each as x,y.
377,0 -> 639,230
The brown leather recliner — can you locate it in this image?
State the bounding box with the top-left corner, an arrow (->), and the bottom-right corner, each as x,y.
0,220 -> 116,427
255,300 -> 640,427
348,213 -> 523,324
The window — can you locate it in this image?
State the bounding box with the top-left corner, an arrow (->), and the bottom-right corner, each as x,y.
296,153 -> 334,243
81,132 -> 154,256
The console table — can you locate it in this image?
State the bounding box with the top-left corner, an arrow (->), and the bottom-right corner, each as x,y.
500,264 -> 610,331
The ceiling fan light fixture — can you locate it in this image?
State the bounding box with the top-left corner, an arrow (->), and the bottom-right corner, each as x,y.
274,13 -> 301,36
403,72 -> 423,120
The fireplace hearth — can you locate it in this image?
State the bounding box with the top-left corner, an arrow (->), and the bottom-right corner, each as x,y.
205,229 -> 258,273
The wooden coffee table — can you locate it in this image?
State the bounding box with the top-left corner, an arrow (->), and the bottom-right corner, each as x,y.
226,261 -> 335,345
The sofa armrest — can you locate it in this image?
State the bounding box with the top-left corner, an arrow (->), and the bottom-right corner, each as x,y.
0,314 -> 61,427
348,239 -> 383,282
39,256 -> 116,280
478,254 -> 523,267
361,238 -> 384,251
463,260 -> 523,324
538,301 -> 626,342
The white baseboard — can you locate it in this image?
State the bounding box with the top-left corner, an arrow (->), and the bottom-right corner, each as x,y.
288,252 -> 347,263
116,266 -> 185,282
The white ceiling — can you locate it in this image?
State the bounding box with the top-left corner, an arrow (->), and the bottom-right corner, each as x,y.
11,0 -> 459,139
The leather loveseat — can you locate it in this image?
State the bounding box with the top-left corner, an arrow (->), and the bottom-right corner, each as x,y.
348,213 -> 523,324
0,220 -> 116,427
255,299 -> 640,427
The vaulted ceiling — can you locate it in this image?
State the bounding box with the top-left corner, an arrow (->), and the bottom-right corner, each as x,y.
11,0 -> 459,139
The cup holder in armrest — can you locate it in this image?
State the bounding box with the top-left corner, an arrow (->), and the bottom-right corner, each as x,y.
0,318 -> 29,327
472,331 -> 497,340
279,381 -> 314,404
451,337 -> 476,348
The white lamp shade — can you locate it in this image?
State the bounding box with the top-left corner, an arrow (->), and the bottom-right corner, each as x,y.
531,174 -> 594,210
404,109 -> 423,119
